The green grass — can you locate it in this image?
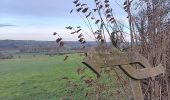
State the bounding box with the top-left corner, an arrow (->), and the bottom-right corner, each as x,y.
0,53 -> 131,100
0,53 -> 94,100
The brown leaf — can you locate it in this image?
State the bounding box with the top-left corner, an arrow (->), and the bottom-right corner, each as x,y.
123,1 -> 127,5
96,2 -> 100,6
53,32 -> 57,35
86,12 -> 91,18
106,9 -> 111,13
70,9 -> 73,14
70,31 -> 76,34
64,55 -> 69,61
82,8 -> 88,13
77,68 -> 81,74
77,26 -> 81,28
77,8 -> 82,12
105,4 -> 109,7
59,41 -> 64,47
109,18 -> 115,22
106,14 -> 111,18
61,77 -> 69,80
73,0 -> 78,4
97,35 -> 102,40
84,53 -> 87,56
81,4 -> 87,6
76,3 -> 81,7
91,16 -> 95,20
56,38 -> 62,43
99,5 -> 103,9
81,45 -> 85,49
65,26 -> 73,30
77,29 -> 82,33
93,9 -> 98,12
104,0 -> 109,3
95,30 -> 102,34
101,39 -> 105,44
84,79 -> 92,84
124,5 -> 128,11
78,34 -> 83,38
79,38 -> 84,42
85,93 -> 88,98
110,20 -> 115,23
82,41 -> 86,44
95,20 -> 100,24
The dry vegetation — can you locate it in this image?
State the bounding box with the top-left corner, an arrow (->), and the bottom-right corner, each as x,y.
53,0 -> 170,99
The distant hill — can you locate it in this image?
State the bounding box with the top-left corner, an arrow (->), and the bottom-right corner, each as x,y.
0,40 -> 97,52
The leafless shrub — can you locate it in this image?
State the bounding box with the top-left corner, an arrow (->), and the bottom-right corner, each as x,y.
54,0 -> 170,99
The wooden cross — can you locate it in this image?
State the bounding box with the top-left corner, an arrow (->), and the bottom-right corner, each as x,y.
82,48 -> 165,100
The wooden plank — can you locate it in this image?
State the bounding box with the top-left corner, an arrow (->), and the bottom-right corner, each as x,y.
98,52 -> 151,68
83,48 -> 103,76
84,49 -> 165,79
129,79 -> 144,100
84,48 -> 152,71
82,61 -> 100,78
120,64 -> 165,80
127,52 -> 151,68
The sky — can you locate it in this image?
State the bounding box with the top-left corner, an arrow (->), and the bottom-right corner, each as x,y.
0,0 -> 128,41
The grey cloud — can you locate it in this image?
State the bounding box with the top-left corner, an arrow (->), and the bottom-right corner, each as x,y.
0,24 -> 16,27
0,0 -> 125,17
0,0 -> 74,17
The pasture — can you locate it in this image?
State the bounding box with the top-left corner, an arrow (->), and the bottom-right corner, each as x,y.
0,53 -> 129,100
0,53 -> 96,100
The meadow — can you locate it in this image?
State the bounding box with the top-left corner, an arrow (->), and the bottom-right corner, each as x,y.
0,53 -> 96,100
0,53 -> 130,100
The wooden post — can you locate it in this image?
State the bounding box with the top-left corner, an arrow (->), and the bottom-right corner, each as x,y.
83,48 -> 165,100
129,79 -> 144,100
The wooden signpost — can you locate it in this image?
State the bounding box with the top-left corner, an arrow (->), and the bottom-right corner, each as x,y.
82,48 -> 165,100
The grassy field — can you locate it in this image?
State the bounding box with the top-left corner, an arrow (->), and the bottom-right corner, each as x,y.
0,53 -> 95,100
0,53 -> 131,100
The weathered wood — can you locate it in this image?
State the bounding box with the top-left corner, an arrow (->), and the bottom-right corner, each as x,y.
98,52 -> 151,68
120,64 -> 165,80
85,48 -> 151,68
83,60 -> 164,80
83,48 -> 165,100
130,79 -> 144,100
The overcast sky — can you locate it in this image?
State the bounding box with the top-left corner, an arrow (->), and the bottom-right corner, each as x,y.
0,0 -> 128,41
